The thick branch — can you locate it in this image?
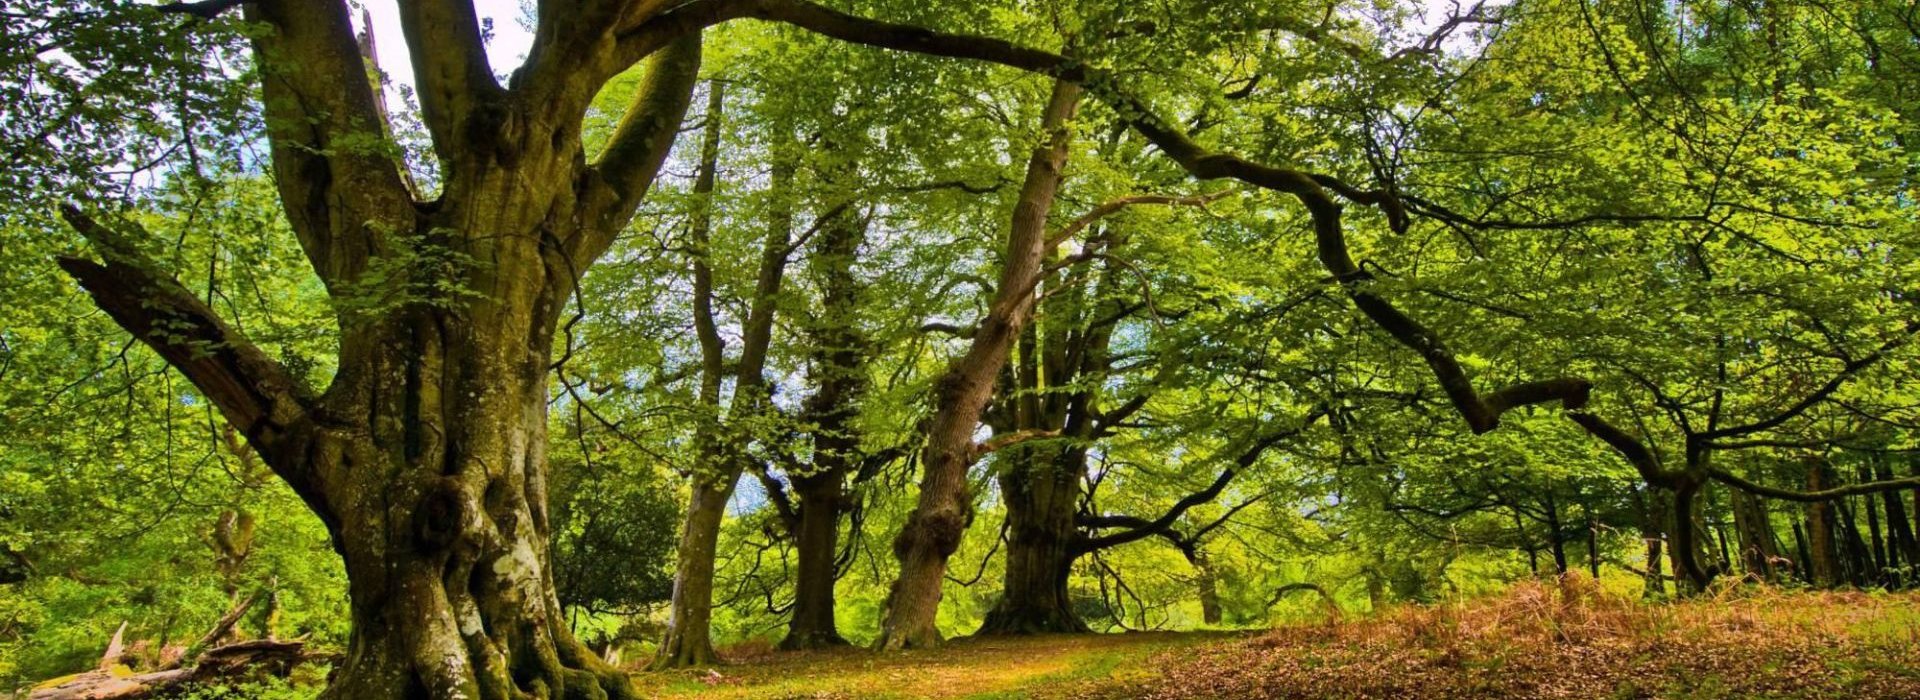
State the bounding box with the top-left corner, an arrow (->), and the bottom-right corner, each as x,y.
970,429 -> 1060,461
395,0 -> 504,166
244,0 -> 413,288
1044,189 -> 1233,250
158,0 -> 249,19
1566,410 -> 1678,486
1699,322 -> 1920,442
575,34 -> 704,268
57,207 -> 316,495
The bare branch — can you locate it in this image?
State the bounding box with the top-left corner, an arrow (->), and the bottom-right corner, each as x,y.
1078,410 -> 1323,553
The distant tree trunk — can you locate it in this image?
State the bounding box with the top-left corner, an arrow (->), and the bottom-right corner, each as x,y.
1808,460 -> 1841,587
875,81 -> 1081,650
1517,509 -> 1540,576
1876,460 -> 1918,579
1544,493 -> 1569,575
656,479 -> 734,668
1640,490 -> 1668,599
1859,466 -> 1889,577
782,471 -> 848,649
1669,481 -> 1712,593
978,446 -> 1090,635
1730,488 -> 1780,581
1191,549 -> 1223,625
656,88 -> 795,668
1585,509 -> 1600,580
1792,518 -> 1813,583
1836,499 -> 1873,586
778,201 -> 871,651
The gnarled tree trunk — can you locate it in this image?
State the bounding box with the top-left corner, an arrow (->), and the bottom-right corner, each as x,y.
977,446 -> 1090,635
60,0 -> 708,693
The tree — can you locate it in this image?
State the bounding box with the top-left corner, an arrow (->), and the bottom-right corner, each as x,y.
45,0 -> 708,694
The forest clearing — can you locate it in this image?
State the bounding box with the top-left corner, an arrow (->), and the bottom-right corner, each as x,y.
6,0 -> 1920,697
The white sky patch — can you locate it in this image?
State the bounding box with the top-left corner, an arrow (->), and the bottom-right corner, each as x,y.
352,0 -> 535,96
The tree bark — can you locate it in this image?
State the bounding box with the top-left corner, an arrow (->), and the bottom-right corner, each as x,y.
655,85 -> 796,668
977,446 -> 1091,635
1808,459 -> 1841,588
61,1 -> 706,693
874,80 -> 1081,650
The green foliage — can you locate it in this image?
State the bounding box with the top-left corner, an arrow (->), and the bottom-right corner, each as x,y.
5,0 -> 1920,691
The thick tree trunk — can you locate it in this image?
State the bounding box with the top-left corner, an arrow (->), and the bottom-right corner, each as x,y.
781,473 -> 849,650
874,81 -> 1081,650
778,198 -> 869,651
1669,481 -> 1712,593
977,447 -> 1089,635
314,308 -> 641,700
62,0 -> 710,694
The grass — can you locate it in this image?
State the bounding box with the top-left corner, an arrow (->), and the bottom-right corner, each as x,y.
627,581 -> 1920,699
631,632 -> 1238,699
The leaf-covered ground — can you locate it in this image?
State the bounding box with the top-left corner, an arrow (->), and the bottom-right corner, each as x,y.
632,584 -> 1920,699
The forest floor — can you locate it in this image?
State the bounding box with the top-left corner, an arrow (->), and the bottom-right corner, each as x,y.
631,582 -> 1920,700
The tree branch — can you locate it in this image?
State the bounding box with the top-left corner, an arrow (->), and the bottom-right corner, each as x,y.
1698,321 -> 1920,442
244,0 -> 414,289
574,34 -> 704,269
1044,189 -> 1234,250
970,429 -> 1060,461
57,207 -> 318,496
1708,468 -> 1920,503
395,0 -> 505,167
1077,411 -> 1323,553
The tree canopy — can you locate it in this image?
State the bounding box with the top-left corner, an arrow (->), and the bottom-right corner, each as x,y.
2,0 -> 1919,697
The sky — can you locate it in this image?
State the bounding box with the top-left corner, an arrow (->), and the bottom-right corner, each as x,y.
353,0 -> 534,93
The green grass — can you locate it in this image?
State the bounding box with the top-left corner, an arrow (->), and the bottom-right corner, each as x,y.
631,632 -> 1235,699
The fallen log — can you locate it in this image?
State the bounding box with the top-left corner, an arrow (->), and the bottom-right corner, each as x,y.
28,639 -> 312,700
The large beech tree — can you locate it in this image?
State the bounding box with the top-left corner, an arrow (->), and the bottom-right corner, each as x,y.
56,0 -> 708,695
